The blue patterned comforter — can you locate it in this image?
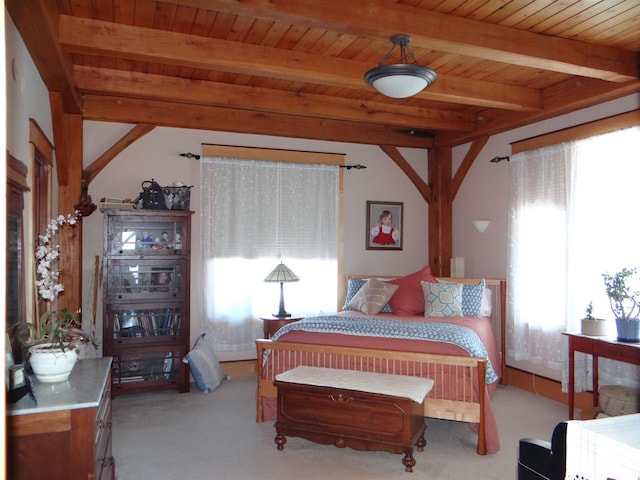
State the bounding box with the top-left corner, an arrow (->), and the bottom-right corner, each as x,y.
270,315 -> 498,384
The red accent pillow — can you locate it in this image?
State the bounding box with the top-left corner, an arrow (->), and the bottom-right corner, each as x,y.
388,265 -> 438,315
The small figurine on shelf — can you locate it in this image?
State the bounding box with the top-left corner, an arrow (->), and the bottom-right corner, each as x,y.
154,231 -> 171,249
140,231 -> 153,249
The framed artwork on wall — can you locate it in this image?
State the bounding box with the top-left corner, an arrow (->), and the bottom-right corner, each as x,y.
366,201 -> 403,251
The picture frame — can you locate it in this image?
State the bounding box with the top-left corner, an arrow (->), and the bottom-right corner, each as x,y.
366,201 -> 403,251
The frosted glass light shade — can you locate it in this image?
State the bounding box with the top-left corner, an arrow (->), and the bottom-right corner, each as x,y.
364,34 -> 437,99
472,220 -> 490,233
365,65 -> 437,98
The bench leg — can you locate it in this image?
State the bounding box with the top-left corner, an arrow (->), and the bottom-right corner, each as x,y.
402,448 -> 416,472
275,433 -> 287,451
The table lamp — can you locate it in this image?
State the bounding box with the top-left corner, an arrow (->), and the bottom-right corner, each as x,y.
264,262 -> 299,317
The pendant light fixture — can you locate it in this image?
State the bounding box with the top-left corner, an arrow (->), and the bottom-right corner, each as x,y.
364,34 -> 437,98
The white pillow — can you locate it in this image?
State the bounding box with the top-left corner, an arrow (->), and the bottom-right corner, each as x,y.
346,279 -> 399,315
481,288 -> 492,317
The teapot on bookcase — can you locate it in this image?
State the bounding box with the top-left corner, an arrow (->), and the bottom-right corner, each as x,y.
134,179 -> 167,210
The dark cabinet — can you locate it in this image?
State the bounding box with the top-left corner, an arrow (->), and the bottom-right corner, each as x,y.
102,210 -> 192,395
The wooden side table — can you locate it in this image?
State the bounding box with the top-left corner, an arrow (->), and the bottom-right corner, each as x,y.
261,315 -> 304,339
563,332 -> 640,419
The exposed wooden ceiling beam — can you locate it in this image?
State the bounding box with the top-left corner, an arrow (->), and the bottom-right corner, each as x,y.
438,78 -> 640,147
84,124 -> 156,185
173,0 -> 638,82
74,66 -> 475,132
59,15 -> 542,112
449,136 -> 489,201
6,0 -> 81,113
379,145 -> 431,203
81,95 -> 434,149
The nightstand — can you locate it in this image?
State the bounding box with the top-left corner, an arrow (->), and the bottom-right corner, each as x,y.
261,315 -> 304,339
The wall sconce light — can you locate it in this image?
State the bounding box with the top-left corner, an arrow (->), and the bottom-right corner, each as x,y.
472,220 -> 490,233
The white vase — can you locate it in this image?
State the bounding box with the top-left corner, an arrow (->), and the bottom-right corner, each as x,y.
28,343 -> 78,383
581,318 -> 608,336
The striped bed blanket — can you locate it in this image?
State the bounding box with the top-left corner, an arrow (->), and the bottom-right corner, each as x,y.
270,315 -> 498,384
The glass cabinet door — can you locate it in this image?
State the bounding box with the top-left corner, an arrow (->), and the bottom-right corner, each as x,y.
107,216 -> 186,255
111,347 -> 184,387
106,304 -> 186,343
105,259 -> 186,301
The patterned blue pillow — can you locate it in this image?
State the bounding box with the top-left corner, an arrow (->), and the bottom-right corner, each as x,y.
439,279 -> 486,317
461,279 -> 485,317
344,278 -> 393,313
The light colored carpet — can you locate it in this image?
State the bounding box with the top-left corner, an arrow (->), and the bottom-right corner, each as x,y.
112,377 -> 566,480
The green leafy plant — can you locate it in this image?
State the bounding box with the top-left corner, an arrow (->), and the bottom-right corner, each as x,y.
24,308 -> 95,352
583,301 -> 595,320
602,268 -> 640,320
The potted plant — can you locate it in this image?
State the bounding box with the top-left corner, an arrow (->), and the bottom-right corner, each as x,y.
602,268 -> 640,342
19,211 -> 97,382
580,301 -> 607,336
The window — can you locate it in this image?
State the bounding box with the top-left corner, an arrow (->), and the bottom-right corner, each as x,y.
200,148 -> 342,352
508,125 -> 640,390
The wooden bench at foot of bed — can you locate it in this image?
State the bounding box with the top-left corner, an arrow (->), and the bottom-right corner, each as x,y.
257,339 -> 489,455
274,366 -> 434,472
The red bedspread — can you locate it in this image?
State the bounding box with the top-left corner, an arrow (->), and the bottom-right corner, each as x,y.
261,311 -> 502,454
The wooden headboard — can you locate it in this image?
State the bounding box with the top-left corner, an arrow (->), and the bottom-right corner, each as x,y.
342,275 -> 507,384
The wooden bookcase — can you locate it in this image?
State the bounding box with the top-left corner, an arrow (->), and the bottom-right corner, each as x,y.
101,209 -> 193,396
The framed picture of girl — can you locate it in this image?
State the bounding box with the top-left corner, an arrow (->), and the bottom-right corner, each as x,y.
366,201 -> 403,251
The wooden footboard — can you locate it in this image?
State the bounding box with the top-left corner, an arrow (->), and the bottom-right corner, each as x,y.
256,339 -> 488,455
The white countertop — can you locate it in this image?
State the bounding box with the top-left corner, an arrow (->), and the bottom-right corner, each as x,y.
8,357 -> 112,416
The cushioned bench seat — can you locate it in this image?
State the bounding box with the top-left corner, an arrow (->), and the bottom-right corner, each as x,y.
274,366 -> 434,472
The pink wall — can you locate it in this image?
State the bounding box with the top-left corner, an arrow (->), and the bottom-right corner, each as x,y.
81,126 -> 430,357
452,95 -> 640,280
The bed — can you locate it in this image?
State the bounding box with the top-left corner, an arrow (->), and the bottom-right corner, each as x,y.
255,267 -> 507,455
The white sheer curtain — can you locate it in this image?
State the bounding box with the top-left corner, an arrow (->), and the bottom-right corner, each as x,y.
200,156 -> 339,351
508,126 -> 640,392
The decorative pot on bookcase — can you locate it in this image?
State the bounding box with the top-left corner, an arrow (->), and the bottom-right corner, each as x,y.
603,268 -> 640,342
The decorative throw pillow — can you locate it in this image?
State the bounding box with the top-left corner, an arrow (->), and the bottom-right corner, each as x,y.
422,281 -> 463,317
344,278 -> 393,313
388,265 -> 438,316
184,333 -> 227,393
480,287 -> 492,317
438,278 -> 486,317
346,279 -> 399,315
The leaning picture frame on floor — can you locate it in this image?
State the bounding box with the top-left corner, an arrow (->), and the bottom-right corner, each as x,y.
366,201 -> 403,251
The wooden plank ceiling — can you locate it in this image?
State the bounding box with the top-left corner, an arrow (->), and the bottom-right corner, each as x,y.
7,0 -> 640,148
